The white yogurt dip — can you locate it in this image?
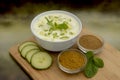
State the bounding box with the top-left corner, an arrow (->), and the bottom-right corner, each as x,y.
32,11 -> 81,42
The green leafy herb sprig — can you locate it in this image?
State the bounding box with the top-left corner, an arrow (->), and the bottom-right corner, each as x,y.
45,17 -> 69,31
84,51 -> 104,78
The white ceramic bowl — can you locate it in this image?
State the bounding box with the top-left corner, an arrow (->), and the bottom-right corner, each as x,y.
31,10 -> 82,51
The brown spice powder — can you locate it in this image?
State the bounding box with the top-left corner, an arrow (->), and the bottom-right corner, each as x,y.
79,35 -> 103,50
59,50 -> 85,70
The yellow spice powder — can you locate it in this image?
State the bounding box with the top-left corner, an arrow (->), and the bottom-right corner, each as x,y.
59,50 -> 85,70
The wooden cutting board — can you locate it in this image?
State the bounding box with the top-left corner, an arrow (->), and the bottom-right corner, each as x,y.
9,28 -> 120,80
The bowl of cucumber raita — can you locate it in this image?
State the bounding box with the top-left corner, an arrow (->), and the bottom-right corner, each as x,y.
31,10 -> 82,51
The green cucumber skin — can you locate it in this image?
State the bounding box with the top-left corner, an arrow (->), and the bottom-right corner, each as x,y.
18,41 -> 38,52
20,45 -> 39,58
30,52 -> 52,70
25,48 -> 40,58
25,49 -> 40,63
18,41 -> 52,70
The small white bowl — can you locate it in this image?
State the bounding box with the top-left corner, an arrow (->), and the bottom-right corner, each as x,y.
31,10 -> 82,51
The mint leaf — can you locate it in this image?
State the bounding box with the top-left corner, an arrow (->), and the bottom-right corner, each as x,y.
45,17 -> 69,31
85,51 -> 94,59
45,17 -> 54,27
57,22 -> 68,30
84,58 -> 98,78
84,51 -> 104,78
93,57 -> 104,68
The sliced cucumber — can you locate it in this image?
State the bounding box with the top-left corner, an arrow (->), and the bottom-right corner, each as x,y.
25,49 -> 40,63
18,41 -> 53,70
31,52 -> 52,69
19,41 -> 38,52
21,45 -> 39,58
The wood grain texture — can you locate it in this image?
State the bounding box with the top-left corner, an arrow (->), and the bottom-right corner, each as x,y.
9,28 -> 120,80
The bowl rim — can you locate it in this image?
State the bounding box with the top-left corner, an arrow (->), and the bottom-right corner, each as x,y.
57,49 -> 87,74
30,10 -> 82,43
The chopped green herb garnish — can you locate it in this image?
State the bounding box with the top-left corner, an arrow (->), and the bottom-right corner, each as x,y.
57,22 -> 68,30
69,32 -> 74,35
44,30 -> 48,32
48,16 -> 53,19
54,16 -> 59,19
45,17 -> 54,28
45,17 -> 69,31
60,33 -> 65,35
53,33 -> 58,38
48,32 -> 51,35
43,16 -> 74,40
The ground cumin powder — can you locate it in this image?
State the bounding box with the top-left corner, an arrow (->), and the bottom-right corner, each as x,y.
59,50 -> 85,70
79,35 -> 103,50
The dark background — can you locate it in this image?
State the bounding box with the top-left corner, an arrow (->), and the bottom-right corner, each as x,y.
0,0 -> 120,14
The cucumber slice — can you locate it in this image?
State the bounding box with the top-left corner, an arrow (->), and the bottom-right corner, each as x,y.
31,52 -> 52,69
21,45 -> 39,58
19,41 -> 38,52
25,49 -> 40,63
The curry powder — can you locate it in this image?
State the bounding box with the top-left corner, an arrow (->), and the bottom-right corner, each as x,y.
79,35 -> 103,50
59,50 -> 85,70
